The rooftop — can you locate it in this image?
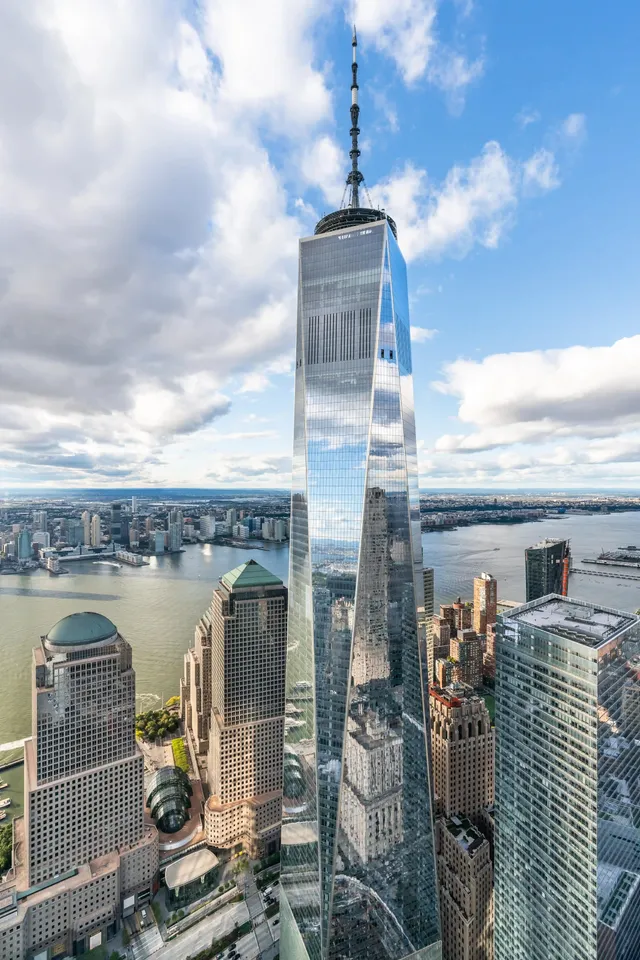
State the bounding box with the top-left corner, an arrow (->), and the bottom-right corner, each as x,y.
526,538 -> 568,551
45,611 -> 118,648
221,559 -> 283,592
507,596 -> 636,647
164,848 -> 219,890
445,816 -> 486,856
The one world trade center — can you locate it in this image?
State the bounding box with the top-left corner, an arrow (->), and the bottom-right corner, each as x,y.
280,30 -> 442,960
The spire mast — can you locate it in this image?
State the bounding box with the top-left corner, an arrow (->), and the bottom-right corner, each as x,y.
347,26 -> 364,209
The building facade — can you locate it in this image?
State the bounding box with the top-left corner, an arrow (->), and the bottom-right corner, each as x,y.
430,686 -> 494,822
495,596 -> 640,960
0,612 -> 157,960
473,573 -> 497,636
183,561 -> 287,859
450,630 -> 483,690
437,816 -> 493,960
524,538 -> 568,602
280,33 -> 440,960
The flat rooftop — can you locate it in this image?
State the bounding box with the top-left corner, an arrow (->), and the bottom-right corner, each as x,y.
527,538 -> 567,551
508,597 -> 637,647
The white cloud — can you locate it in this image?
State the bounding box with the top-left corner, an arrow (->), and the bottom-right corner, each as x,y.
410,326 -> 438,342
350,0 -> 483,107
515,107 -> 540,128
374,138 -> 566,261
562,112 -> 587,141
522,147 -> 561,192
207,453 -> 292,485
433,335 -> 640,454
301,134 -> 345,206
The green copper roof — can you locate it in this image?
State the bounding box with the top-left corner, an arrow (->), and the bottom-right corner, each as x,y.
221,559 -> 283,591
46,612 -> 118,647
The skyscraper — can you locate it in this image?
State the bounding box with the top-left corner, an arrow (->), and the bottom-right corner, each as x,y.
494,596 -> 640,960
524,538 -> 568,601
0,612 -> 158,957
473,572 -> 497,635
90,512 -> 101,546
110,502 -> 122,543
81,508 -> 91,545
281,30 -> 441,960
423,566 -> 436,681
198,560 -> 287,858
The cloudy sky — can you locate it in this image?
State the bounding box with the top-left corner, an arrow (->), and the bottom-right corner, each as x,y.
1,0 -> 639,490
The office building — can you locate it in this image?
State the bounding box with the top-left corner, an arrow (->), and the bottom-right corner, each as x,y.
17,529 -> 32,560
81,509 -> 91,545
0,612 -> 158,958
430,685 -> 494,822
110,502 -> 122,544
423,567 -> 436,681
437,816 -> 493,960
90,513 -> 101,547
66,520 -> 85,546
281,31 -> 441,960
33,510 -> 47,531
154,530 -> 165,554
524,538 -> 568,602
450,629 -> 483,689
473,573 -> 497,636
495,596 -> 640,960
32,530 -> 50,549
191,561 -> 288,858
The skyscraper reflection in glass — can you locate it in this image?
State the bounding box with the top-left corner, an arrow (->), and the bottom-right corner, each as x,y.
280,209 -> 441,959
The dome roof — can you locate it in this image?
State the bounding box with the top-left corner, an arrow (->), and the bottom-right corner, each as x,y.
46,612 -> 118,647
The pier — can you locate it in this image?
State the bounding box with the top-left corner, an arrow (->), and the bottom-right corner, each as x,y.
571,568 -> 640,582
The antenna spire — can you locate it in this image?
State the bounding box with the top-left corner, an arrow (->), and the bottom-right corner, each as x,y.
346,26 -> 364,209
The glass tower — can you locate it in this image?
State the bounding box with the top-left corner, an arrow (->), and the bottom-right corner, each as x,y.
495,595 -> 640,960
280,31 -> 441,960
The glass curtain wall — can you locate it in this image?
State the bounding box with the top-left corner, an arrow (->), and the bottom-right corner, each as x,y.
281,219 -> 441,960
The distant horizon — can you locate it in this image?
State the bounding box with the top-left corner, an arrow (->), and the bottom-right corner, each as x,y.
2,486 -> 640,499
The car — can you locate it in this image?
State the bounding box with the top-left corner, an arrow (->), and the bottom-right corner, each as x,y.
272,879 -> 279,886
273,918 -> 280,926
264,886 -> 273,896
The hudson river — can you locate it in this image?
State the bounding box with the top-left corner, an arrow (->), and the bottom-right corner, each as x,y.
2,513 -> 640,744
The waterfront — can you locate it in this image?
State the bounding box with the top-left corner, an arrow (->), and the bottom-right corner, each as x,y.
1,513 -> 640,745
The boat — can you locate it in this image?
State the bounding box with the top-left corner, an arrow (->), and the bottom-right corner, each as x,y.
0,798 -> 10,809
0,812 -> 6,822
0,781 -> 7,790
93,561 -> 122,568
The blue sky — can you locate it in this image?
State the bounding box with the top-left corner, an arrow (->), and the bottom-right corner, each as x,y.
0,0 -> 639,489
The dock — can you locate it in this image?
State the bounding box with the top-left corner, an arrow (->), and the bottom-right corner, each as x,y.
571,568 -> 640,582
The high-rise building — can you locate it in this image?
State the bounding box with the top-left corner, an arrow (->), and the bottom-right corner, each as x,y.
66,519 -> 85,546
196,560 -> 287,859
131,496 -> 138,514
90,513 -> 101,546
524,538 -> 568,602
33,509 -> 47,531
0,613 -> 158,958
473,573 -> 497,635
145,515 -> 155,535
110,502 -> 122,543
450,629 -> 483,689
430,685 -> 494,822
168,520 -> 182,552
423,566 -> 436,681
154,530 -> 166,554
17,528 -> 32,560
494,596 -> 640,960
281,31 -> 441,960
437,816 -> 493,960
453,599 -> 473,634
81,509 -> 91,545
226,508 -> 237,529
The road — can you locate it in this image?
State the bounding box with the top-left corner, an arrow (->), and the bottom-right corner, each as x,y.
149,900 -> 250,960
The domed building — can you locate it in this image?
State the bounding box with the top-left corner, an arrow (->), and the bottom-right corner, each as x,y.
0,611 -> 159,959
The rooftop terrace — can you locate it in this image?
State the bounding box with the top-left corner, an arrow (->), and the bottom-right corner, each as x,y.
508,596 -> 637,647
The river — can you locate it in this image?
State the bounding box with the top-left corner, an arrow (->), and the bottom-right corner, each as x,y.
1,513 -> 640,746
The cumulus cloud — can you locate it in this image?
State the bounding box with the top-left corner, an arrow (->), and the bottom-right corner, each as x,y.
372,138 -> 565,261
515,107 -> 540,128
351,0 -> 483,106
207,454 -> 292,485
432,335 -> 640,453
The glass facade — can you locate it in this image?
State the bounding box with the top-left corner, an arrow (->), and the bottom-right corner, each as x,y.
495,596 -> 640,960
281,219 -> 441,960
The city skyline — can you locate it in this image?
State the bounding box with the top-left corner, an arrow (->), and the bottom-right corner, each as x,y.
1,4 -> 639,491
